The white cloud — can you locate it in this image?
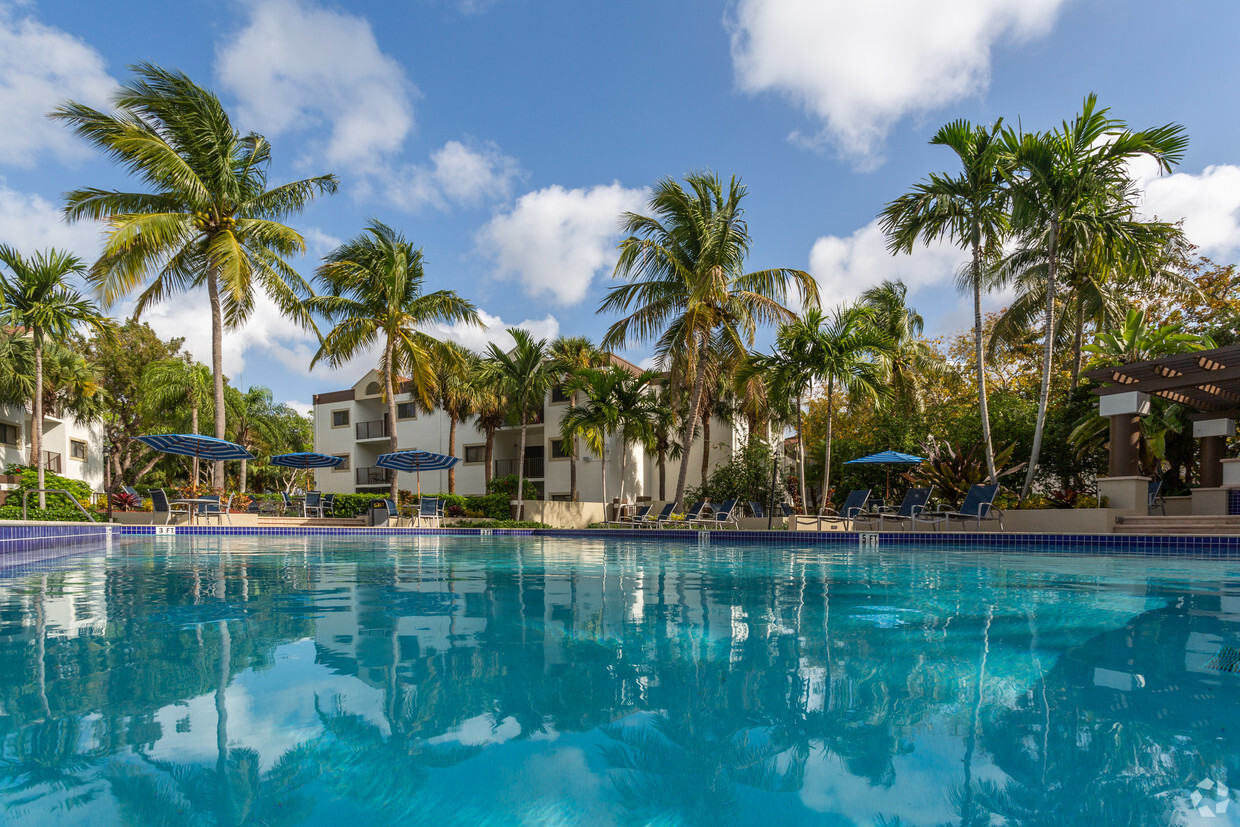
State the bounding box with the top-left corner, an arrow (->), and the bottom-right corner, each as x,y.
808,219 -> 968,306
304,227 -> 341,258
215,0 -> 415,174
284,399 -> 313,418
729,0 -> 1068,164
387,140 -> 521,212
419,309 -> 560,354
0,5 -> 115,166
1131,156 -> 1240,258
477,182 -> 647,305
0,180 -> 102,259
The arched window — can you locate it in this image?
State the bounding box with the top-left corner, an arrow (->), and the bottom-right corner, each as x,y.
365,381 -> 381,396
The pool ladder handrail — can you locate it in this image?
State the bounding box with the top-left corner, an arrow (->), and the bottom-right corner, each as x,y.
21,489 -> 97,522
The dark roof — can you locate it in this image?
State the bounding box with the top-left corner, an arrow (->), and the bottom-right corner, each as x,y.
313,389 -> 355,404
1085,344 -> 1240,417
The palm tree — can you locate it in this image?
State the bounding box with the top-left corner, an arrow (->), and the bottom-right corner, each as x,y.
227,385 -> 284,493
647,382 -> 682,501
0,247 -> 109,506
1002,95 -> 1187,497
859,279 -> 943,411
879,118 -> 1009,482
472,374 -> 509,489
600,171 -> 820,508
560,367 -> 621,506
430,341 -> 481,495
549,336 -> 604,501
801,306 -> 890,506
309,220 -> 480,500
484,328 -> 555,518
141,357 -> 213,488
611,368 -> 663,502
54,64 -> 338,487
0,335 -> 105,425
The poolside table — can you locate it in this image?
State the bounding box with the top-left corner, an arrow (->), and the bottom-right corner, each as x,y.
170,498 -> 224,526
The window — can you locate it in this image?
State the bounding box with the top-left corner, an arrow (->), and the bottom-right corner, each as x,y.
331,410 -> 349,428
70,440 -> 87,461
332,454 -> 350,472
396,402 -> 418,420
464,445 -> 485,464
0,423 -> 16,446
550,438 -> 572,459
550,384 -> 570,403
550,493 -> 572,502
365,381 -> 381,396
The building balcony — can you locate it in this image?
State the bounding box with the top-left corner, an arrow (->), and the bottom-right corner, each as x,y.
41,451 -> 61,474
355,418 -> 390,441
497,410 -> 544,428
355,466 -> 393,486
494,457 -> 544,479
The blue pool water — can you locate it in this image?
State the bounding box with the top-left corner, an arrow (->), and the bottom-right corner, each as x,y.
0,534 -> 1238,825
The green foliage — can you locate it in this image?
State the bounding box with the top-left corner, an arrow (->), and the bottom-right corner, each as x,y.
905,440 -> 1024,509
0,464 -> 96,521
444,519 -> 550,529
685,440 -> 777,510
323,494 -> 377,519
486,474 -> 539,499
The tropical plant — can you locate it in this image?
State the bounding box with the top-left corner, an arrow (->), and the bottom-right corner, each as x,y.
611,368 -> 663,502
471,373 -> 509,489
310,220 -> 480,499
880,118 -> 1010,483
484,328 -> 554,518
599,170 -> 820,508
140,357 -> 214,487
227,384 -> 289,493
430,341 -> 481,494
559,367 -> 621,505
859,279 -> 944,410
54,63 -> 338,486
0,246 -> 109,507
1082,307 -> 1213,368
0,334 -> 105,424
549,336 -> 604,501
904,439 -> 1025,509
1000,94 -> 1187,498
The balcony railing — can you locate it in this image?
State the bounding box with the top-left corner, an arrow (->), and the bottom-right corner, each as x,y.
41,451 -> 61,474
355,466 -> 393,486
355,418 -> 390,440
493,457 -> 544,479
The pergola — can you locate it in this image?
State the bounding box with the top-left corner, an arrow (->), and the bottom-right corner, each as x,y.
1086,344 -> 1240,494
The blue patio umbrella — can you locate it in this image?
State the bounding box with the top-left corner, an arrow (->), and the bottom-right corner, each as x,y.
376,449 -> 460,496
843,450 -> 923,501
269,452 -> 345,469
136,434 -> 255,462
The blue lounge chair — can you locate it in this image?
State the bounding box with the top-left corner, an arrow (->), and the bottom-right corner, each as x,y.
919,484 -> 1002,531
303,491 -> 323,518
818,489 -> 870,528
280,492 -> 294,515
1148,479 -> 1166,515
780,503 -> 796,518
852,486 -> 933,531
609,503 -> 652,527
198,494 -> 232,525
321,493 -> 335,517
641,501 -> 677,528
692,499 -> 739,529
748,500 -> 765,519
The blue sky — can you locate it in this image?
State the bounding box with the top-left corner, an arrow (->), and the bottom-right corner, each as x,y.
2,0 -> 1239,413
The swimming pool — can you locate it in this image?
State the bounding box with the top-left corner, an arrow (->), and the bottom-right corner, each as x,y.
0,534 -> 1236,825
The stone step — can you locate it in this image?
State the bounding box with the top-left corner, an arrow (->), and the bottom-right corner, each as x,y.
256,517 -> 367,527
1113,526 -> 1240,536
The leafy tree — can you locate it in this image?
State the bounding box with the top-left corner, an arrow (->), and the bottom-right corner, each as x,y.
859,279 -> 943,411
485,328 -> 554,517
429,341 -> 482,495
309,220 -> 480,499
600,170 -> 819,508
611,368 -> 663,503
54,63 -> 337,486
141,358 -> 214,487
560,367 -> 621,505
0,246 -> 109,507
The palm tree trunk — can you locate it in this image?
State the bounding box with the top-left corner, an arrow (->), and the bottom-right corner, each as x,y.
821,380 -> 835,509
618,427 -> 627,503
1022,217 -> 1059,499
701,416 -> 711,482
191,402 -> 200,489
673,339 -> 711,509
1069,298 -> 1085,390
568,394 -> 578,501
972,246 -> 997,484
207,265 -> 226,490
239,458 -> 247,494
484,426 -> 495,487
600,431 -> 607,508
447,414 -> 457,494
33,337 -> 45,510
516,416 -> 528,520
215,619 -> 231,819
384,339 -> 400,502
796,393 -> 807,510
658,445 -> 666,500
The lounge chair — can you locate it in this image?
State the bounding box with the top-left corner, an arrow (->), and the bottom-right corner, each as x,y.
919,484 -> 1003,531
1148,479 -> 1166,515
852,486 -> 933,531
321,493 -> 335,517
417,497 -> 441,528
780,503 -> 796,518
303,491 -> 324,518
748,500 -> 765,519
649,500 -> 705,528
639,502 -> 676,528
817,489 -> 870,529
150,488 -> 191,525
608,503 -> 652,528
692,498 -> 740,529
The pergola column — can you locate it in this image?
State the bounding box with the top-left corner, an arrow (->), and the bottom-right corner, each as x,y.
1194,418 -> 1234,488
1100,392 -> 1149,478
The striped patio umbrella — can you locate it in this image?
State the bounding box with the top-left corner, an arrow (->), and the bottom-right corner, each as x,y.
843,450 -> 923,501
136,434 -> 255,461
269,452 -> 345,469
376,449 -> 460,497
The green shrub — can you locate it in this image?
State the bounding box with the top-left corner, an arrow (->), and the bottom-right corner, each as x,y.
330,493 -> 382,518
486,474 -> 539,499
0,465 -> 97,521
444,519 -> 549,529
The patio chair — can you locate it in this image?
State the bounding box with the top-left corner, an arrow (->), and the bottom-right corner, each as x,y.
321,494 -> 335,518
417,497 -> 441,528
381,498 -> 400,526
748,500 -> 765,519
691,498 -> 740,529
303,491 -> 323,518
818,489 -> 871,528
199,494 -> 233,526
918,484 -> 1003,532
150,488 -> 191,525
1148,479 -> 1166,516
608,503 -> 652,528
852,486 -> 933,531
649,500 -> 704,528
780,503 -> 796,518
121,485 -> 142,503
280,492 -> 294,515
639,502 -> 676,528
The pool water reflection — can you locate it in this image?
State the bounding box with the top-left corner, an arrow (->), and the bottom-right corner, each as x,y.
0,536 -> 1238,825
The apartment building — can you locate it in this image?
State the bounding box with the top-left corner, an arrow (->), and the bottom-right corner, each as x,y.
0,402 -> 105,491
310,363 -> 741,501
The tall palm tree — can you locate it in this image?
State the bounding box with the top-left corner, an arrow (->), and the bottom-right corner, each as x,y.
141,357 -> 214,487
879,118 -> 1009,482
227,384 -> 284,494
647,382 -> 681,501
560,367 -> 621,506
611,368 -> 663,503
600,171 -> 820,508
485,328 -> 555,518
0,247 -> 109,507
54,64 -> 338,486
549,336 -> 604,501
431,341 -> 481,495
1002,95 -> 1187,497
472,374 -> 509,489
310,220 -> 480,500
858,279 -> 943,411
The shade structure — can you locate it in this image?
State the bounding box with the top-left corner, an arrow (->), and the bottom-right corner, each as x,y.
376,449 -> 461,496
843,450 -> 923,502
270,452 -> 345,469
136,434 -> 255,461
